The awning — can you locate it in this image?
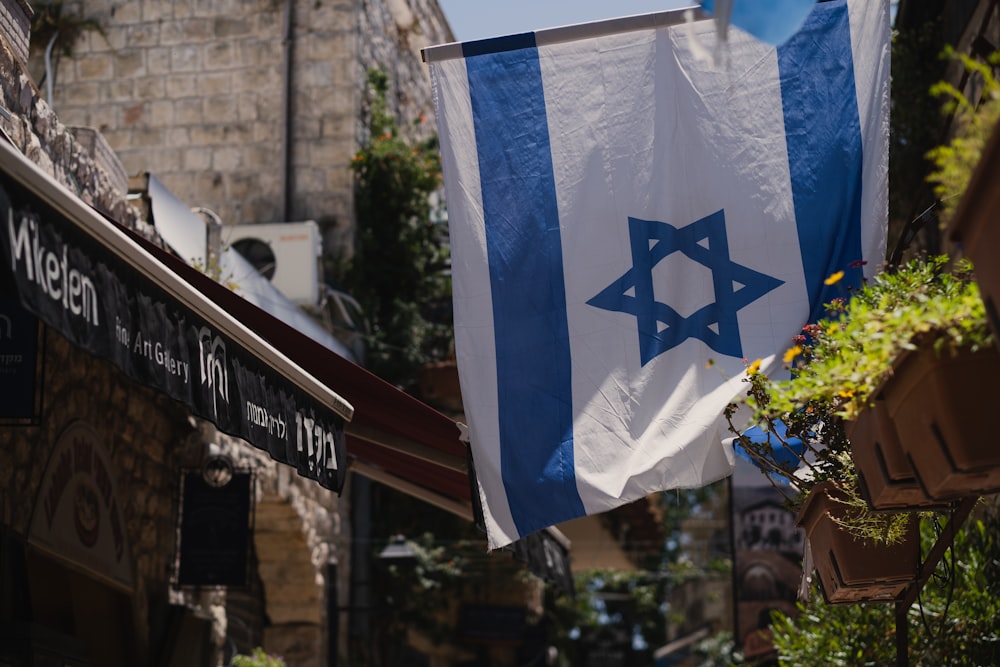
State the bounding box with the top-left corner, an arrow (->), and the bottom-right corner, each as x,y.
126,212 -> 474,519
0,138 -> 471,511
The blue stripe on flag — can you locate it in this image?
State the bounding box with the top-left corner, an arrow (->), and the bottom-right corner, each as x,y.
778,1 -> 864,323
464,40 -> 587,536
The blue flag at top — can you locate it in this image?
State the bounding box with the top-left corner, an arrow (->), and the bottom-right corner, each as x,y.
425,0 -> 890,548
701,0 -> 819,46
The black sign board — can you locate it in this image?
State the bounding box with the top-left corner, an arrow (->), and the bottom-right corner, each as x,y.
507,527 -> 575,597
177,471 -> 252,587
0,295 -> 41,422
0,178 -> 347,492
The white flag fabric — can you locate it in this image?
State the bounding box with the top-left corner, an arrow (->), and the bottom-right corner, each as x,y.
427,0 -> 890,548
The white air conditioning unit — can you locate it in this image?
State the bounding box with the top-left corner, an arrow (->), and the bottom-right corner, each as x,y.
222,221 -> 322,305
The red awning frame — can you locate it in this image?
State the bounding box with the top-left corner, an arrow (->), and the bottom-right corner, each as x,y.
126,217 -> 473,514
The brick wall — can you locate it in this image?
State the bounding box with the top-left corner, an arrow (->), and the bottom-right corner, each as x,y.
0,0 -> 29,67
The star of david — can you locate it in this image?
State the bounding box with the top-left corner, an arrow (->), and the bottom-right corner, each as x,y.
587,210 -> 784,366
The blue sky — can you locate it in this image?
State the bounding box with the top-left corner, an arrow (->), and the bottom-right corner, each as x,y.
437,0 -> 695,42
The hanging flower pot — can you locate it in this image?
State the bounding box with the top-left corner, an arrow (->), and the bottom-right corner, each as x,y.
796,481 -> 919,605
847,400 -> 943,511
882,344 -> 1000,500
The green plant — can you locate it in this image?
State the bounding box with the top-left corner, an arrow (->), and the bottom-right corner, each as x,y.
30,0 -> 108,105
30,0 -> 106,56
926,49 -> 1000,227
770,501 -> 1000,665
759,256 -> 989,422
546,569 -> 668,667
340,69 -> 452,391
374,532 -> 526,647
230,647 -> 285,667
726,256 -> 991,543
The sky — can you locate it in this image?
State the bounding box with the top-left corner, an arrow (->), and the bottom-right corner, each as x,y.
437,0 -> 695,42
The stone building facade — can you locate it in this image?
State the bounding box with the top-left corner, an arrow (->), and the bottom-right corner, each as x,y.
0,0 -> 454,663
0,69 -> 349,667
39,0 -> 452,259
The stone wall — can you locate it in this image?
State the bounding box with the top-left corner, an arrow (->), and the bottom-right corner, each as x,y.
1,1 -> 453,660
43,0 -> 452,261
1,15 -> 356,663
0,328 -> 198,661
0,42 -> 143,229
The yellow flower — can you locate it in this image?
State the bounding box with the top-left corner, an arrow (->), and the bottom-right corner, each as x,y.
783,345 -> 803,363
838,388 -> 856,399
826,324 -> 839,336
746,359 -> 762,375
824,270 -> 845,286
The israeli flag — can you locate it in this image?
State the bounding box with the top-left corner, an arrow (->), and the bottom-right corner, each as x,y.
426,0 -> 889,548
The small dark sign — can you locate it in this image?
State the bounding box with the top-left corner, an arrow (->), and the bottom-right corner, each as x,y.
582,626 -> 630,667
177,471 -> 252,587
459,605 -> 526,643
0,295 -> 41,423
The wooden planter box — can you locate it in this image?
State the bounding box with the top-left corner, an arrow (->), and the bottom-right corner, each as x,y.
848,402 -> 941,511
797,482 -> 919,604
948,120 -> 1000,343
882,344 -> 1000,500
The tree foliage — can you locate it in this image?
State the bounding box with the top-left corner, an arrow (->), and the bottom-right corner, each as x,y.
547,569 -> 669,667
926,49 -> 1000,227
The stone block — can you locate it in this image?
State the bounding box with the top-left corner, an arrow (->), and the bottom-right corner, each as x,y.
211,146 -> 242,171
77,54 -> 114,81
130,79 -> 161,104
141,2 -> 175,22
164,74 -> 196,98
204,41 -> 236,70
198,72 -> 233,97
102,25 -> 129,51
161,18 -> 212,45
107,78 -> 136,102
115,50 -> 145,78
173,98 -> 203,124
189,124 -> 227,145
149,99 -> 174,127
170,45 -> 201,72
61,81 -> 101,106
132,126 -> 166,147
112,1 -> 142,23
213,16 -> 253,39
146,47 -> 172,75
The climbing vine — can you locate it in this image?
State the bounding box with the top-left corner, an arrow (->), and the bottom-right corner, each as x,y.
340,69 -> 452,391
